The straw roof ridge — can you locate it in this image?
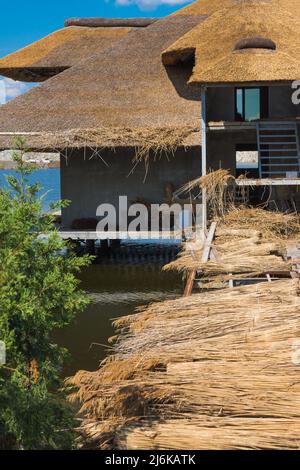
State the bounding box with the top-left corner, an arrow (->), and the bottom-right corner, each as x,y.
64,18 -> 159,28
0,14 -> 205,150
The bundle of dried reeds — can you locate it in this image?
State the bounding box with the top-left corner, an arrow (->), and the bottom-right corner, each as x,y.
177,169 -> 236,218
67,279 -> 300,449
164,232 -> 290,280
165,205 -> 300,278
222,206 -> 300,240
122,417 -> 300,450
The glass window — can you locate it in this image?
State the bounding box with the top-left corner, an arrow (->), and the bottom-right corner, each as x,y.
235,87 -> 265,122
244,88 -> 260,121
236,88 -> 244,121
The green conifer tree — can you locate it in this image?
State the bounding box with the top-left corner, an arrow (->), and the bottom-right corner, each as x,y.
0,138 -> 91,449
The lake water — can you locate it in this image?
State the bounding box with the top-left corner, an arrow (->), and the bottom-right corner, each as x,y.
54,265 -> 182,376
0,168 -> 61,210
0,168 -> 182,376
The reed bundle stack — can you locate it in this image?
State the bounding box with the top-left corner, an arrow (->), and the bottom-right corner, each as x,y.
67,196 -> 300,449
68,278 -> 300,449
177,169 -> 236,218
165,205 -> 300,281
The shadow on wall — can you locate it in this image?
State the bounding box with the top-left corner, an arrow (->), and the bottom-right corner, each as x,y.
164,63 -> 200,102
60,146 -> 202,229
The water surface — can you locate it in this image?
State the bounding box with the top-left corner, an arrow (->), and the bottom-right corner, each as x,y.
0,168 -> 60,210
54,264 -> 182,376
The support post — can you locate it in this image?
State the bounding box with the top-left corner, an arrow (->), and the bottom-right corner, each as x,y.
86,239 -> 95,256
201,86 -> 207,230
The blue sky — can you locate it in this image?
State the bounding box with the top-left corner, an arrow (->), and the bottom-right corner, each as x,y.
0,0 -> 193,102
0,0 -> 192,58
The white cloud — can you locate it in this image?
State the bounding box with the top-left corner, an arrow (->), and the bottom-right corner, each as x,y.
114,0 -> 192,11
0,81 -> 5,105
0,78 -> 30,104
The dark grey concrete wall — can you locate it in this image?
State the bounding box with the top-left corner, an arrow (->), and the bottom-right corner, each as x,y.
207,88 -> 235,122
60,147 -> 201,228
269,86 -> 300,118
207,130 -> 257,174
207,85 -> 300,122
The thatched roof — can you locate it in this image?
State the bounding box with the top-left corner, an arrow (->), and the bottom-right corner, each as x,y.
0,14 -> 205,151
172,0 -> 235,16
0,26 -> 133,82
163,0 -> 300,84
0,0 -> 298,151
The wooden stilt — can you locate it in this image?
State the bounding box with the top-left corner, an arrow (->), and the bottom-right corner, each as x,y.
201,86 -> 207,231
183,222 -> 217,297
86,239 -> 95,255
183,270 -> 196,297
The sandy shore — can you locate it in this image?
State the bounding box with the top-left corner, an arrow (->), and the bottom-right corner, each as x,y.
0,150 -> 60,169
0,160 -> 60,169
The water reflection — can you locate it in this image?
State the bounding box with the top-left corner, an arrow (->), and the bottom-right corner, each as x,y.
54,265 -> 182,376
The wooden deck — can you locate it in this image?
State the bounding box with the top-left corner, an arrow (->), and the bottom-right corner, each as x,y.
236,178 -> 300,186
57,230 -> 183,240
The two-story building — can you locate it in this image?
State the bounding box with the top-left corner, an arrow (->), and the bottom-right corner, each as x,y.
0,0 -> 299,229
